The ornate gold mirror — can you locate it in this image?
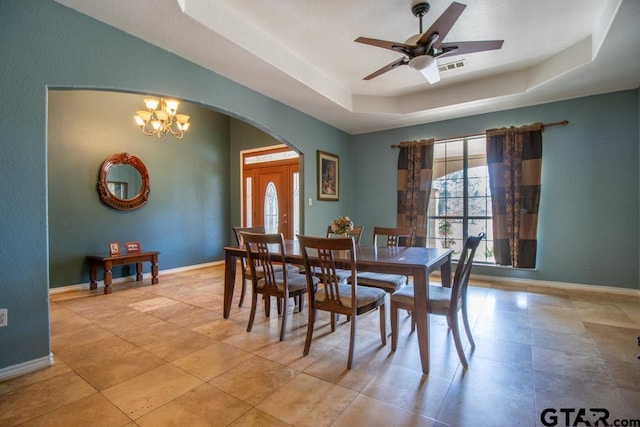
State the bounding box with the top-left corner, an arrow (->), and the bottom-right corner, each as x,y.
97,152 -> 150,210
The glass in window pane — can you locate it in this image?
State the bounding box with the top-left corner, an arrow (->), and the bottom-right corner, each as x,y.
467,136 -> 486,157
293,172 -> 299,237
468,195 -> 488,216
264,182 -> 278,233
245,177 -> 252,227
445,196 -> 464,216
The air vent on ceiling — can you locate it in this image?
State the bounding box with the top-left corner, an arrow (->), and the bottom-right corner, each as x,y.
438,59 -> 466,73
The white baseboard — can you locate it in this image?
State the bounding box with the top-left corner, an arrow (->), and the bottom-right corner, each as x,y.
471,273 -> 640,297
49,261 -> 224,295
0,353 -> 54,382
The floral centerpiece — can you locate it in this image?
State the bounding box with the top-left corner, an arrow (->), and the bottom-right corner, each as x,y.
330,216 -> 354,235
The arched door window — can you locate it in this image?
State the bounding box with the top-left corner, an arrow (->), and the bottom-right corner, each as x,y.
264,182 -> 279,233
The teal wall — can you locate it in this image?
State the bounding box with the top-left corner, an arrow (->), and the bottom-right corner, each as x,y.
1,0 -> 638,374
0,0 -> 350,371
229,119 -> 353,242
352,90 -> 640,289
47,90 -> 230,287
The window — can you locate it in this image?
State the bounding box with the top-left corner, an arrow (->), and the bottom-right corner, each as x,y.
427,135 -> 494,263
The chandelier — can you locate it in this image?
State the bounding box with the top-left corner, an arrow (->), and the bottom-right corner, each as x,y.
133,97 -> 191,139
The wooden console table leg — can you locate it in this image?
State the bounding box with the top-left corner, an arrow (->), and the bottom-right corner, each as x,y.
151,254 -> 159,285
89,265 -> 98,290
103,260 -> 113,294
136,262 -> 143,282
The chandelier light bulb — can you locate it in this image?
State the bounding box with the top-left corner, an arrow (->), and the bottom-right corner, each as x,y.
143,98 -> 160,110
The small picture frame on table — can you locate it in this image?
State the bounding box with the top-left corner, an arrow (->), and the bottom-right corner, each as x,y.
108,242 -> 121,256
124,241 -> 141,253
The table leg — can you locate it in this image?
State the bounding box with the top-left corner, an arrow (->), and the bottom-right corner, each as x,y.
103,261 -> 113,294
89,265 -> 97,290
223,250 -> 237,319
151,255 -> 159,285
440,252 -> 452,287
413,268 -> 430,374
136,262 -> 143,281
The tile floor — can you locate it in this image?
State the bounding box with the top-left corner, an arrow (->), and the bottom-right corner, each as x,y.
1,264 -> 639,426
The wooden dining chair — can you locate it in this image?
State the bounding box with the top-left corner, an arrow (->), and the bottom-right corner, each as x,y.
242,232 -> 315,341
232,226 -> 266,308
298,234 -> 387,369
390,232 -> 485,368
351,226 -> 416,294
319,225 -> 364,284
326,225 -> 364,244
233,225 -> 300,309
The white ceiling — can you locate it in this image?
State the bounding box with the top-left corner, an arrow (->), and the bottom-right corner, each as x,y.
55,0 -> 640,135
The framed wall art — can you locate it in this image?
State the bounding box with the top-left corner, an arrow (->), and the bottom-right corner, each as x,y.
317,150 -> 339,201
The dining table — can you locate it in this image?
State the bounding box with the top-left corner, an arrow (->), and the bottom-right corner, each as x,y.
223,240 -> 452,374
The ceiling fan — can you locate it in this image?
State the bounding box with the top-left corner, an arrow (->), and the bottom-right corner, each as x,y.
355,1 -> 504,84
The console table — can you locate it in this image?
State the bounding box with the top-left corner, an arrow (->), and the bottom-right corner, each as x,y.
87,251 -> 160,294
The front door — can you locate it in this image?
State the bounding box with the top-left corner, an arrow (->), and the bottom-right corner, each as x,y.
242,147 -> 299,240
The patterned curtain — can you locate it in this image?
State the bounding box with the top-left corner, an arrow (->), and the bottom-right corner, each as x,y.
486,123 -> 543,268
397,139 -> 435,247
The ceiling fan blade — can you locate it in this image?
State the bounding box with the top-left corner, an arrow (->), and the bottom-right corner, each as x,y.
435,40 -> 504,59
363,57 -> 408,80
355,37 -> 413,55
417,2 -> 466,46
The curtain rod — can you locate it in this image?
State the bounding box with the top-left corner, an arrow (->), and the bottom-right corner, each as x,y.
390,120 -> 569,148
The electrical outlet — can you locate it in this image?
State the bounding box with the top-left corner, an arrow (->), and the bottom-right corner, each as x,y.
0,309 -> 7,327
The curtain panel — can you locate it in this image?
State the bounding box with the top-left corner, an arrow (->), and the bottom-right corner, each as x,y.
486,123 -> 543,268
397,139 -> 434,247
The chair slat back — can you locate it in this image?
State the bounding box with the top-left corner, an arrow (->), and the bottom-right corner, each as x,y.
233,226 -> 266,271
241,232 -> 285,291
372,226 -> 415,248
450,233 -> 485,308
233,226 -> 266,246
326,225 -> 364,245
298,235 -> 357,310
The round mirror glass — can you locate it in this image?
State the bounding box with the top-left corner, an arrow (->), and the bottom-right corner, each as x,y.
98,153 -> 150,210
106,164 -> 143,200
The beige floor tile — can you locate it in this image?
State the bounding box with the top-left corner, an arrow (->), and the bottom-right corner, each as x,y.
533,371 -> 633,422
302,345 -> 384,392
331,393 -> 437,427
209,356 -> 299,406
0,360 -> 72,397
573,300 -> 639,328
101,363 -> 202,420
620,388 -> 640,417
0,372 -> 95,426
532,346 -> 616,387
136,383 -> 251,427
5,265 -> 640,426
173,341 -> 254,381
115,321 -> 217,362
449,356 -> 535,402
437,381 -> 536,427
54,335 -> 167,390
361,363 -> 452,419
228,408 -> 292,427
529,326 -> 599,356
128,296 -> 179,312
256,373 -> 357,427
51,323 -> 115,354
584,322 -> 640,363
19,392 -> 130,427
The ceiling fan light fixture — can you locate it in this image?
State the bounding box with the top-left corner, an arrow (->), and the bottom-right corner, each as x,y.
409,55 -> 440,83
